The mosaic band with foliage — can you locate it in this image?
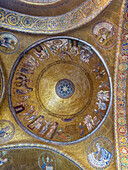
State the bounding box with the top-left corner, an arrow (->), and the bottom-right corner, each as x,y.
0,0 -> 113,34
114,0 -> 128,169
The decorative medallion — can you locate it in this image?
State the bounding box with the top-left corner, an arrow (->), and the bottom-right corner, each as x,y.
0,32 -> 20,54
38,152 -> 56,169
87,137 -> 114,169
55,79 -> 75,99
0,61 -> 5,106
8,36 -> 112,145
0,120 -> 15,144
92,21 -> 117,49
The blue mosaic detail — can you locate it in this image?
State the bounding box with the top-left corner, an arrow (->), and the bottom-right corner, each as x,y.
55,79 -> 75,99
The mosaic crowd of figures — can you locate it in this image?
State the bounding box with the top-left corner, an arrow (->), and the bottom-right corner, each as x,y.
8,37 -> 112,144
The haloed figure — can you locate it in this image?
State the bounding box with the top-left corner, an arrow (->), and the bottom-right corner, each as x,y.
0,151 -> 8,166
0,126 -> 10,138
88,142 -> 112,167
41,156 -> 53,170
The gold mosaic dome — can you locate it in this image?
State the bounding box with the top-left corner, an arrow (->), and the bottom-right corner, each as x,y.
8,36 -> 112,144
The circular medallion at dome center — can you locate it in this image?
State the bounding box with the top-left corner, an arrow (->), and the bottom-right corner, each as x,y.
55,79 -> 75,99
36,61 -> 93,119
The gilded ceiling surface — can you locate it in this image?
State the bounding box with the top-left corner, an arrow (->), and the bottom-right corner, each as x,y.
0,0 -> 128,170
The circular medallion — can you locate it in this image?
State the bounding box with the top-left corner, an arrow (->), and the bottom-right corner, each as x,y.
8,36 -> 112,145
0,32 -> 20,54
38,152 -> 56,170
87,137 -> 114,169
0,61 -> 5,106
55,79 -> 75,99
92,21 -> 117,49
0,120 -> 15,144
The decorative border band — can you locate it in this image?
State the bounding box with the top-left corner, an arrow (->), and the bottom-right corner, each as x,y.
0,0 -> 113,34
0,61 -> 5,106
114,0 -> 128,169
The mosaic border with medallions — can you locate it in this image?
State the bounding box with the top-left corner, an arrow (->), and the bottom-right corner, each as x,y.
0,0 -> 113,34
114,0 -> 128,169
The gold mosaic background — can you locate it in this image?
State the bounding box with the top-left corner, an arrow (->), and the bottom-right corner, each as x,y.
0,0 -> 123,169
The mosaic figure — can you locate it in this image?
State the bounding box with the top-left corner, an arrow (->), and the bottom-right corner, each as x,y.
38,152 -> 56,170
0,120 -> 15,144
15,72 -> 33,91
34,45 -> 49,61
20,67 -> 34,74
24,111 -> 38,123
92,21 -> 116,49
0,126 -> 10,138
94,109 -> 103,119
80,46 -> 93,63
69,39 -> 79,56
45,122 -> 58,139
23,54 -> 39,70
83,115 -> 100,132
39,120 -> 52,135
19,95 -> 30,101
87,137 -> 113,169
58,51 -> 73,61
0,151 -> 8,166
79,123 -> 85,137
96,99 -> 106,110
28,116 -> 44,131
97,90 -> 109,101
55,128 -> 71,141
93,62 -> 106,79
20,105 -> 35,117
0,32 -> 20,54
89,143 -> 112,167
16,89 -> 29,95
99,81 -> 109,89
45,39 -> 68,55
